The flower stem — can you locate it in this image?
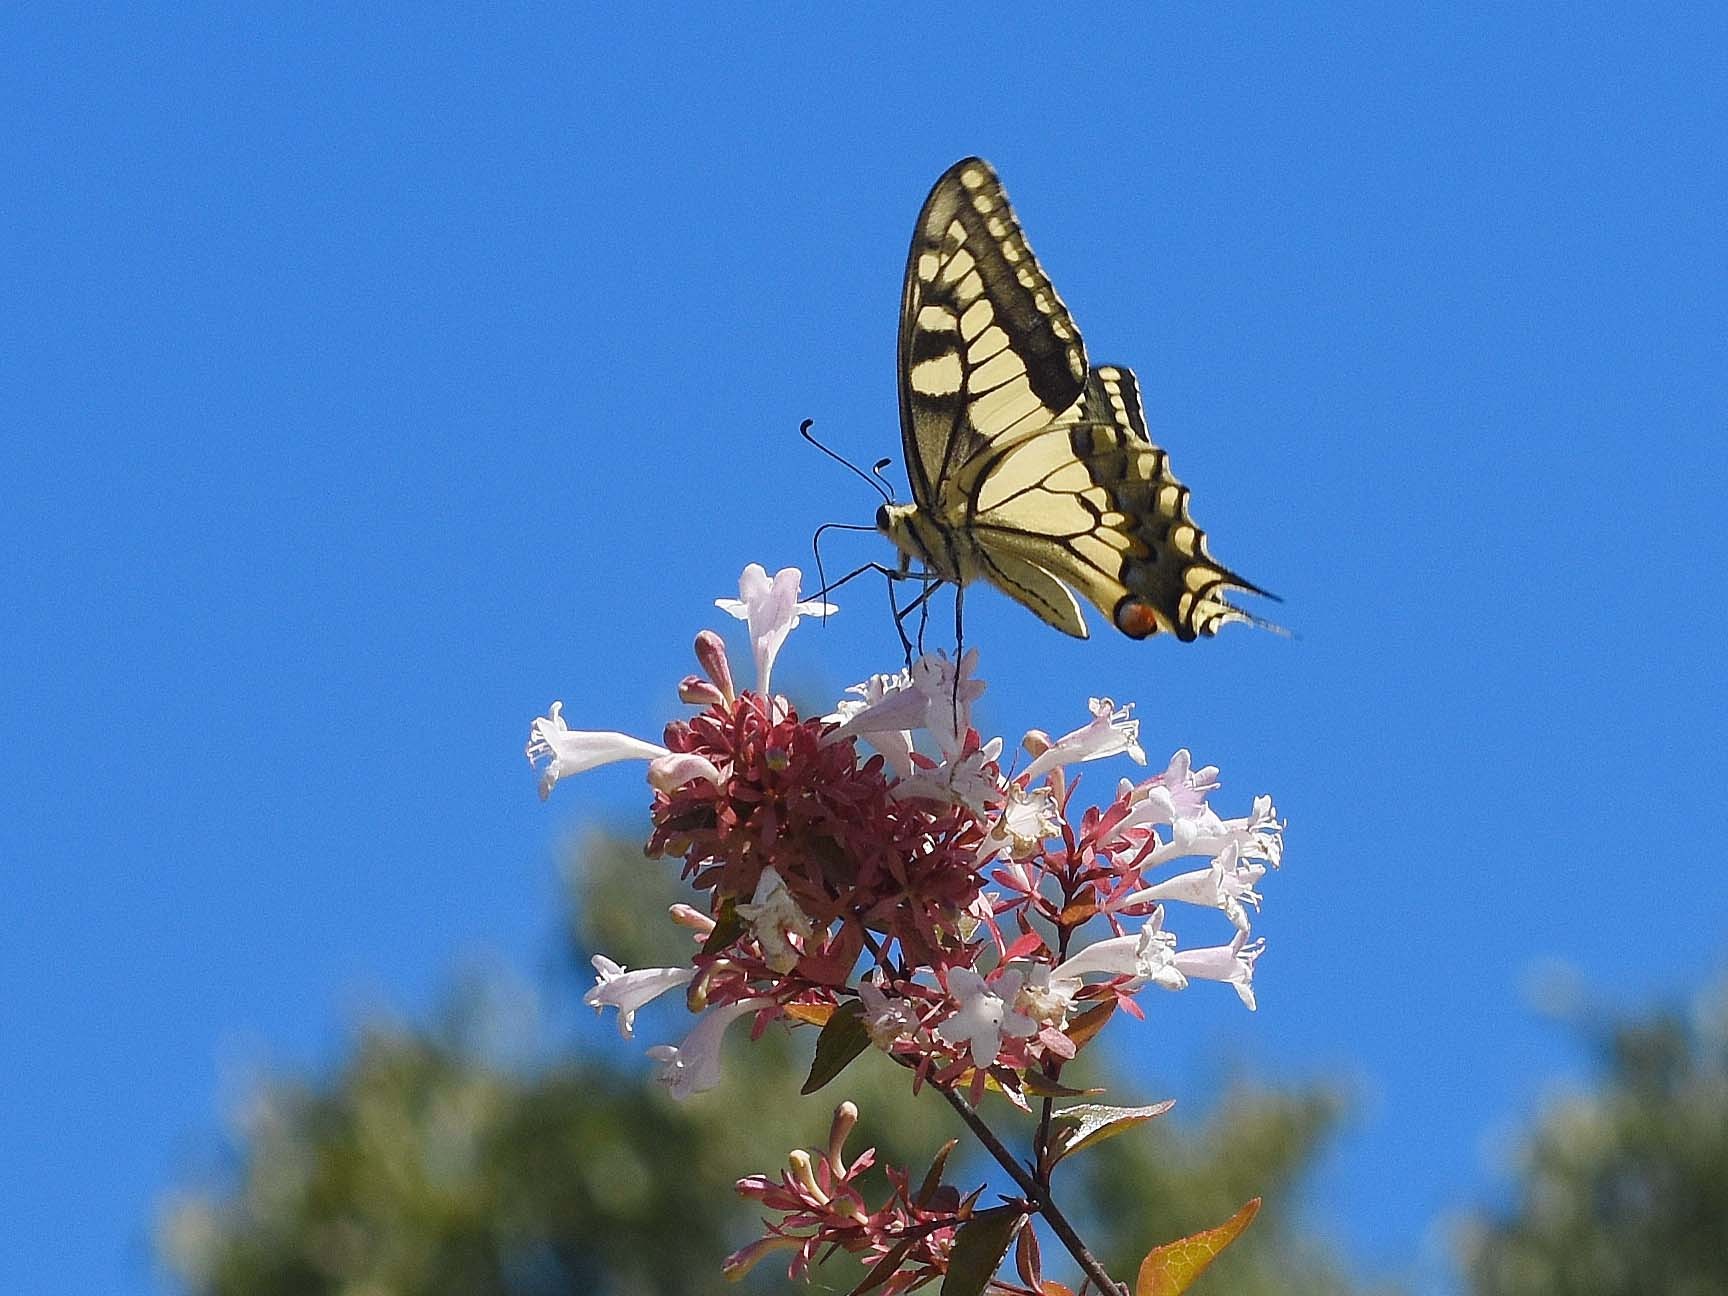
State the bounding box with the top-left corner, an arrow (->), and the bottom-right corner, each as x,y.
936,1084 -> 1126,1296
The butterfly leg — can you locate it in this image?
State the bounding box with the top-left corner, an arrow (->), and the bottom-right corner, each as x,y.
951,583 -> 966,724
885,569 -> 915,663
889,575 -> 945,666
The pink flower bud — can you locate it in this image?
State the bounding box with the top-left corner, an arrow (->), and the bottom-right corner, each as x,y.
647,752 -> 723,794
678,674 -> 725,706
668,903 -> 717,936
694,629 -> 735,703
828,1100 -> 859,1175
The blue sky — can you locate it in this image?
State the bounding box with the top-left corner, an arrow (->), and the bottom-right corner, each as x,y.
4,5 -> 1725,1294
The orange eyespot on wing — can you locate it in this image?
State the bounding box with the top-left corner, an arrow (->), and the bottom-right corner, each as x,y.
1114,596 -> 1164,639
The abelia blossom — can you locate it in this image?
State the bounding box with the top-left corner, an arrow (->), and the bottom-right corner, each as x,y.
1020,696 -> 1147,784
826,670 -> 920,777
908,649 -> 983,761
736,866 -> 816,974
1117,840 -> 1266,931
857,978 -> 920,1049
531,562 -> 1289,1287
524,702 -> 669,801
937,966 -> 1039,1066
646,995 -> 775,1099
1174,930 -> 1266,1011
1051,910 -> 1189,995
714,562 -> 835,696
584,955 -> 696,1038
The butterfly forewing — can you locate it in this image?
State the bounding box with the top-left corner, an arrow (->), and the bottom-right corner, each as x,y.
897,158 -> 1088,509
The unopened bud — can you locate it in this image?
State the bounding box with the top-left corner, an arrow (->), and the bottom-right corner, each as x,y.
827,1101 -> 859,1176
689,958 -> 745,1013
787,1149 -> 828,1205
647,752 -> 723,794
669,903 -> 717,937
694,630 -> 735,704
678,674 -> 726,706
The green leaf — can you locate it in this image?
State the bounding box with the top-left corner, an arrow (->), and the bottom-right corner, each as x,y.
940,1211 -> 1022,1296
1134,1198 -> 1261,1296
701,899 -> 744,955
1021,1072 -> 1104,1099
1045,1101 -> 1175,1170
801,999 -> 870,1094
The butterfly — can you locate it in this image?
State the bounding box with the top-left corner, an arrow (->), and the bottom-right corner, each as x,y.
875,157 -> 1273,641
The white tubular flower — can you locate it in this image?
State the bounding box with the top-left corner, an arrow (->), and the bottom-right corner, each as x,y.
525,702 -> 670,801
1014,963 -> 1076,1029
909,649 -> 984,761
1112,749 -> 1221,840
1115,841 -> 1266,932
583,956 -> 696,1039
1142,792 -> 1284,870
987,783 -> 1061,861
1173,931 -> 1265,1011
714,563 -> 835,696
936,967 -> 1038,1067
1020,697 -> 1147,785
734,867 -> 816,973
646,996 -> 774,1100
857,978 -> 920,1049
1050,910 -> 1188,994
826,669 -> 922,778
891,735 -> 1004,817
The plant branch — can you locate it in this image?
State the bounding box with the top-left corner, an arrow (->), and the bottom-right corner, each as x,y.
937,1084 -> 1126,1296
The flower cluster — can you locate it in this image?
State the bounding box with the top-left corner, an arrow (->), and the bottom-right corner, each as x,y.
724,1101 -> 963,1295
526,563 -> 1286,1285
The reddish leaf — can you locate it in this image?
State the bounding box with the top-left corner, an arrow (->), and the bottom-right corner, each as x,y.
1134,1198 -> 1261,1296
915,1138 -> 960,1205
1063,1001 -> 1117,1051
1014,1213 -> 1043,1288
1001,931 -> 1046,962
847,1236 -> 916,1295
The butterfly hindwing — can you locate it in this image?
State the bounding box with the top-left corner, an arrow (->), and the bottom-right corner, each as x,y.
897,157 -> 1088,510
963,365 -> 1267,640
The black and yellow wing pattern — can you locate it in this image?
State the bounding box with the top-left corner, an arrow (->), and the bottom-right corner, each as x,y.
877,157 -> 1270,641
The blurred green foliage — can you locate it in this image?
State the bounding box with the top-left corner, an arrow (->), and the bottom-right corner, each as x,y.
1458,974 -> 1728,1296
162,832 -> 1386,1295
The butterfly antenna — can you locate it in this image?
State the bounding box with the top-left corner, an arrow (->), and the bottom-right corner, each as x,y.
871,457 -> 899,499
800,419 -> 893,504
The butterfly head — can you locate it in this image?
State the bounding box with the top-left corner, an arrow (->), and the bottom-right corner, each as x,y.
877,500 -> 963,583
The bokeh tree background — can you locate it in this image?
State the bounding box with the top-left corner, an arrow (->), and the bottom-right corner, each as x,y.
159,824 -> 1728,1296
161,832 -> 1404,1296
